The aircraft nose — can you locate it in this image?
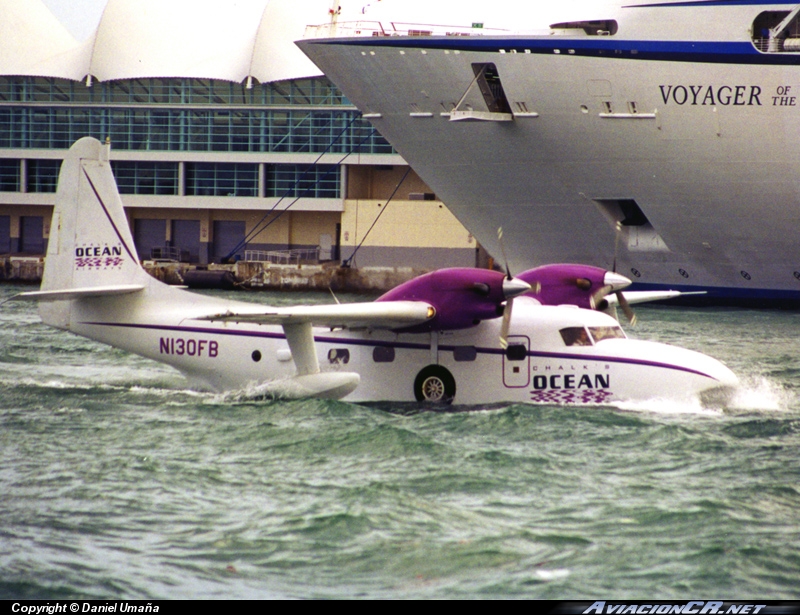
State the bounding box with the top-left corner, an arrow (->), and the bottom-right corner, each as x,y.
502,277 -> 532,299
603,271 -> 632,291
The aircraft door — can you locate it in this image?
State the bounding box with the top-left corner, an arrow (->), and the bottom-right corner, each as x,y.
502,335 -> 530,388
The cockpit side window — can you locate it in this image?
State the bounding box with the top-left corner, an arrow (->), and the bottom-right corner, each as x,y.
560,327 -> 593,347
589,326 -> 626,342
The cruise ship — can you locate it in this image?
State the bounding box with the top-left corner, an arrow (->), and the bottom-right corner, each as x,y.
299,1 -> 800,305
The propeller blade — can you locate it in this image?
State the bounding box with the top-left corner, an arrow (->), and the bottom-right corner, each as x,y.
616,291 -> 637,326
497,227 -> 512,279
499,298 -> 513,348
613,221 -> 622,273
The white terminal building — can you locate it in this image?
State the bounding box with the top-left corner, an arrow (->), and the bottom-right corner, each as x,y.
0,0 -> 478,267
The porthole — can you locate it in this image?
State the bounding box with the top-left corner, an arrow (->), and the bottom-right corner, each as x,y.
328,348 -> 350,364
794,271 -> 800,281
373,346 -> 395,363
741,270 -> 752,281
630,268 -> 642,278
678,269 -> 689,279
251,350 -> 262,362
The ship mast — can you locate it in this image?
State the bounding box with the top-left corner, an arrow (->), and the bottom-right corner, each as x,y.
329,1 -> 341,36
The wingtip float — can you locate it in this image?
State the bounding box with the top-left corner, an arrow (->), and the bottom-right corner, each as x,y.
10,138 -> 738,406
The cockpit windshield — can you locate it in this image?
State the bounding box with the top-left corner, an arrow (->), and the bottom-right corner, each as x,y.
560,327 -> 592,346
560,325 -> 626,346
589,326 -> 626,342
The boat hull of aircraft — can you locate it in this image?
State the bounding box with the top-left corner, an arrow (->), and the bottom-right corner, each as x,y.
66,296 -> 736,405
12,138 -> 738,406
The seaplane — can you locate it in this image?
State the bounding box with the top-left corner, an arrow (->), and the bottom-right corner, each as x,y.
7,137 -> 738,406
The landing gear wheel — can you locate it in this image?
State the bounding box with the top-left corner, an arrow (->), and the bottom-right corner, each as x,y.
414,365 -> 456,404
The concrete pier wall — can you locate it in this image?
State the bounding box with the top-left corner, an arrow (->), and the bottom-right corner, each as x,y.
0,256 -> 426,293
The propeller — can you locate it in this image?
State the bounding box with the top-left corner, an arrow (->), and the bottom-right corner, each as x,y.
497,228 -> 537,348
610,221 -> 636,325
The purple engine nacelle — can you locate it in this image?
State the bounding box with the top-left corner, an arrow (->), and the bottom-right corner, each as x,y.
517,264 -> 631,309
376,268 -> 530,332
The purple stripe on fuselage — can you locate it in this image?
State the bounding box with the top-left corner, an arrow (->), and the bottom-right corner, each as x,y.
82,169 -> 138,262
80,321 -> 721,381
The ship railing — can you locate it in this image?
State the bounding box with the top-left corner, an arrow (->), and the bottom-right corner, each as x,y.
304,21 -> 507,39
244,248 -> 321,265
751,36 -> 800,52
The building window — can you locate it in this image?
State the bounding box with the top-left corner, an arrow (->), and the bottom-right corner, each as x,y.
0,159 -> 19,192
112,161 -> 179,195
185,162 -> 258,197
265,164 -> 340,199
0,77 -> 392,155
27,159 -> 60,193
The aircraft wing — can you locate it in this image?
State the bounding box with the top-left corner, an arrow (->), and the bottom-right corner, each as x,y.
197,300 -> 436,330
606,290 -> 692,306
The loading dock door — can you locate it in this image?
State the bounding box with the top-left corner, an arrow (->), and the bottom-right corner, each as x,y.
212,220 -> 245,262
0,216 -> 10,253
134,219 -> 166,260
19,216 -> 44,254
172,219 -> 201,262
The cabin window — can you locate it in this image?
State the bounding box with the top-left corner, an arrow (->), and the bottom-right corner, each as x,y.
589,326 -> 626,342
560,327 -> 593,347
505,344 -> 528,361
372,346 -> 395,363
328,348 -> 350,364
453,346 -> 477,362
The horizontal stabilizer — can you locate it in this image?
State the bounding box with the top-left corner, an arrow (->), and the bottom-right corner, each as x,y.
198,300 -> 435,330
10,284 -> 145,303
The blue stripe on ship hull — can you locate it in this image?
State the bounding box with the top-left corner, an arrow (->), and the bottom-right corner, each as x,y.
629,283 -> 800,307
312,37 -> 800,66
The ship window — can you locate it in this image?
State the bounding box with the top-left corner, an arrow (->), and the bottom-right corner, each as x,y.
594,198 -> 671,253
560,327 -> 593,347
618,199 -> 648,227
471,63 -> 512,114
550,20 -> 618,36
752,9 -> 800,52
589,326 -> 626,342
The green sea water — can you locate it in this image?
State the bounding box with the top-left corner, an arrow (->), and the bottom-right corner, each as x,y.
1,285 -> 798,599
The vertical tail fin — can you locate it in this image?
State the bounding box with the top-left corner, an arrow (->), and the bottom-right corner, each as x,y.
38,138 -> 152,328
42,137 -> 148,293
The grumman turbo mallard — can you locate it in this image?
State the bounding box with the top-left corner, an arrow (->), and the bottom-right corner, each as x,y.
9,138 -> 738,405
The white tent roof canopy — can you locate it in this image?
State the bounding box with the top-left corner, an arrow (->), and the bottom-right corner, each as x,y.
0,0 -> 328,84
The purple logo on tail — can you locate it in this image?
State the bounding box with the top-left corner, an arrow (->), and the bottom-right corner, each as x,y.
75,244 -> 125,270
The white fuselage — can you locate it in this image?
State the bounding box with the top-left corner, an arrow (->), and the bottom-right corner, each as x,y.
65,291 -> 736,405
298,1 -> 800,302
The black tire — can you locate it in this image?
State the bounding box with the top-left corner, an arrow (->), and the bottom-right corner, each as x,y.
414,365 -> 456,404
